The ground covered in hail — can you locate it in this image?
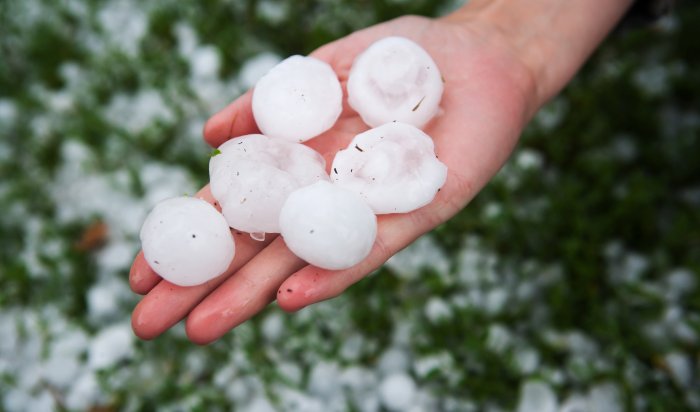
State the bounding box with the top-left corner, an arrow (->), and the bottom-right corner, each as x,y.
1,0 -> 699,411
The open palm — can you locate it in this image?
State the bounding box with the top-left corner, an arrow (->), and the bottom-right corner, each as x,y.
129,15 -> 536,344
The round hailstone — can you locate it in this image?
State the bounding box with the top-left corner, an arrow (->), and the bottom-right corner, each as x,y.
379,373 -> 417,412
279,181 -> 377,270
209,134 -> 329,234
140,196 -> 234,287
252,55 -> 343,142
331,122 -> 447,214
347,36 -> 443,129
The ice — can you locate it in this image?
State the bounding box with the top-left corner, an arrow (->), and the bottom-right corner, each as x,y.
256,0 -> 287,24
65,371 -> 103,411
332,122 -> 447,214
515,148 -> 544,170
486,324 -> 513,354
104,89 -> 175,135
588,382 -> 623,412
97,0 -> 147,56
378,347 -> 411,375
340,366 -> 381,412
95,240 -> 136,277
385,234 -> 450,280
339,333 -> 365,361
279,181 -> 377,270
244,398 -> 277,412
307,361 -> 342,400
41,329 -> 88,388
424,297 -> 452,323
0,98 -> 17,125
278,361 -> 303,385
514,347 -> 540,375
140,196 -> 235,286
664,352 -> 693,388
347,36 -> 443,128
209,134 -> 329,233
261,312 -> 285,343
277,387 -> 326,412
18,390 -> 53,412
516,381 -> 558,412
413,352 -> 454,379
252,55 -> 342,142
665,268 -> 697,300
190,45 -> 221,79
558,394 -> 588,412
88,323 -> 134,370
379,373 -> 417,412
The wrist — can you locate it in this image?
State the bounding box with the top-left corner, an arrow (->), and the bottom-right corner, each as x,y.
443,0 -> 634,113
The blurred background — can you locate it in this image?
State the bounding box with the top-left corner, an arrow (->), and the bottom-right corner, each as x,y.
1,0 -> 699,411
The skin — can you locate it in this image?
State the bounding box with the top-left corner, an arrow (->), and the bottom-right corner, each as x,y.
130,0 -> 633,344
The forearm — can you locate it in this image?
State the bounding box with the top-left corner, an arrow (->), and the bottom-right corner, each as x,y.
445,0 -> 634,112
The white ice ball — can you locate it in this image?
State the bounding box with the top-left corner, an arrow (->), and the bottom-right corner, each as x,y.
379,373 -> 417,412
347,36 -> 443,129
331,122 -> 447,214
252,55 -> 343,142
209,134 -> 329,234
279,181 -> 377,270
139,196 -> 234,287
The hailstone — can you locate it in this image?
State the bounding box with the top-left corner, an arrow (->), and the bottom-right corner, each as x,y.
347,36 -> 443,128
331,122 -> 447,214
252,55 -> 343,142
140,196 -> 235,287
279,181 -> 377,270
209,134 -> 329,234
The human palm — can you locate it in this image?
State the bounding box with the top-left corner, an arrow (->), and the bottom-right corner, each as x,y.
130,15 -> 536,343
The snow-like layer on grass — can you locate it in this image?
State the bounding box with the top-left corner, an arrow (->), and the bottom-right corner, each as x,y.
4,2 -> 699,411
104,89 -> 175,135
239,52 -> 283,89
516,381 -> 558,412
88,322 -> 134,370
379,373 -> 416,411
97,0 -> 147,55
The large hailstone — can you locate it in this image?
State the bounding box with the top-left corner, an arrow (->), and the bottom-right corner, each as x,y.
279,181 -> 377,270
140,196 -> 235,287
331,122 -> 447,214
209,134 -> 329,234
252,55 -> 343,142
347,36 -> 443,129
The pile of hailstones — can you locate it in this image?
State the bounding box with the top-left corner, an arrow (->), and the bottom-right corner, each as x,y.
140,37 -> 448,287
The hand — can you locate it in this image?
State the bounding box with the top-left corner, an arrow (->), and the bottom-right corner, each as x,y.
128,11 -> 554,343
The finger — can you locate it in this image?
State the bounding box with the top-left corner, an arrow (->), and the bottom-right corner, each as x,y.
276,173 -> 471,312
129,251 -> 161,295
202,89 -> 259,148
131,231 -> 275,340
185,237 -> 305,344
275,214 -> 423,312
